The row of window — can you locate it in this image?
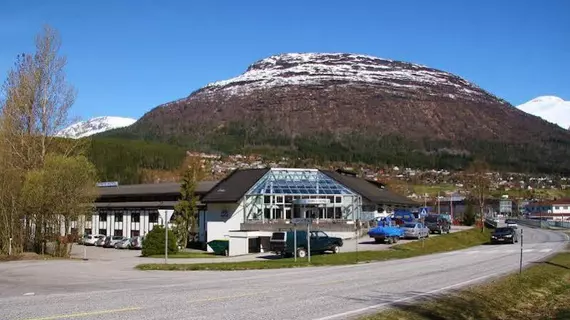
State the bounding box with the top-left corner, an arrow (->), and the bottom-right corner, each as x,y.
554,206 -> 570,210
85,228 -> 141,237
97,210 -> 160,223
262,195 -> 343,204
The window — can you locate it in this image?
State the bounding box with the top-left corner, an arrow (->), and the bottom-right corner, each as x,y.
132,212 -> 140,223
564,206 -> 569,210
99,213 -> 107,222
149,211 -> 159,223
114,229 -> 123,237
84,228 -> 92,235
335,196 -> 342,204
99,229 -> 107,236
276,196 -> 283,203
264,196 -> 271,204
555,206 -> 560,210
131,230 -> 140,237
115,214 -> 123,222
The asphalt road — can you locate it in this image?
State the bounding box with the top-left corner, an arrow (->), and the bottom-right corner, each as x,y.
0,226 -> 567,320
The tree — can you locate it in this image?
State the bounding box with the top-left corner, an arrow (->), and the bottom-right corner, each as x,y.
463,160 -> 491,232
0,25 -> 94,256
462,201 -> 477,226
174,157 -> 204,248
20,154 -> 97,256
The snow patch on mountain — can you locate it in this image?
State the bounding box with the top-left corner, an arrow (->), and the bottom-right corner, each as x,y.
517,96 -> 570,130
57,116 -> 137,139
200,52 -> 491,101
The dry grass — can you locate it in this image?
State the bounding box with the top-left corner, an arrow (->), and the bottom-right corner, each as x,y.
362,250 -> 570,320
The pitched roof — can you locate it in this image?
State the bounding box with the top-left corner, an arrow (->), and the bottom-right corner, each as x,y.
201,168 -> 270,203
97,181 -> 218,198
321,170 -> 418,206
552,199 -> 570,205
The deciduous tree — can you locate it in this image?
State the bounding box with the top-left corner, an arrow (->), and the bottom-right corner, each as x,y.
463,159 -> 491,232
174,157 -> 205,248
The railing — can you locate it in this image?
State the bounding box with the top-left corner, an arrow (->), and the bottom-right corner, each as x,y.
515,219 -> 570,229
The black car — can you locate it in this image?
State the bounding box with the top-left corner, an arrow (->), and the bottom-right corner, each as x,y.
490,227 -> 519,244
424,214 -> 451,234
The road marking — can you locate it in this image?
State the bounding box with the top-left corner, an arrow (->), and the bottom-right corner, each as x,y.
523,249 -> 535,253
23,292 -> 35,296
192,291 -> 266,303
311,273 -> 504,320
317,279 -> 346,285
539,249 -> 552,253
21,307 -> 141,320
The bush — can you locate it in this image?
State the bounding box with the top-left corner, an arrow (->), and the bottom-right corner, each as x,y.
141,225 -> 179,257
463,203 -> 477,226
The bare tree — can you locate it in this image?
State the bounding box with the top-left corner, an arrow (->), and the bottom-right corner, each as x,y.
463,160 -> 491,232
0,25 -> 92,256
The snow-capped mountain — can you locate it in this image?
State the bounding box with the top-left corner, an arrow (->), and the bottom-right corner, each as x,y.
57,116 -> 137,139
517,96 -> 570,130
200,52 -> 501,103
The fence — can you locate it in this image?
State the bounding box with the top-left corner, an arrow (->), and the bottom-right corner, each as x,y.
515,219 -> 570,229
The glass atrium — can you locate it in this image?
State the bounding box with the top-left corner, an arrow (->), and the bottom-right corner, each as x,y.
243,168 -> 362,222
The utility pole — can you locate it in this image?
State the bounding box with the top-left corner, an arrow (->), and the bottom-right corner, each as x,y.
519,228 -> 524,274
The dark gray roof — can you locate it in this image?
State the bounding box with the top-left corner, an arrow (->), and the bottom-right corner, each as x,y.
97,181 -> 218,197
321,170 -> 418,206
201,168 -> 270,203
94,201 -> 206,208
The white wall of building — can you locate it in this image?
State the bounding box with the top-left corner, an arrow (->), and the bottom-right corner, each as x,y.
553,202 -> 570,215
205,202 -> 244,253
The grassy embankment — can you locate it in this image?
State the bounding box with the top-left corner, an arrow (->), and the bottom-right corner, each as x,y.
136,227 -> 490,271
146,252 -> 220,259
361,249 -> 570,320
0,252 -> 66,262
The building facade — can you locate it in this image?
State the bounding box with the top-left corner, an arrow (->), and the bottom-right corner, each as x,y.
87,168 -> 419,252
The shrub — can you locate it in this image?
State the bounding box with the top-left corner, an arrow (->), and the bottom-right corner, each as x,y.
141,225 -> 179,257
463,203 -> 477,226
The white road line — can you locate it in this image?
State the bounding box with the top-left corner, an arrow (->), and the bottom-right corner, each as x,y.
523,249 -> 535,253
539,249 -> 552,253
311,272 -> 504,320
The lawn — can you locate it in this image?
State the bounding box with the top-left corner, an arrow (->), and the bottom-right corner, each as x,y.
361,249 -> 570,320
136,227 -> 491,271
145,251 -> 220,259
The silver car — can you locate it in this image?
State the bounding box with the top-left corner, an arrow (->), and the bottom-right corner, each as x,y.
114,238 -> 131,249
401,222 -> 430,239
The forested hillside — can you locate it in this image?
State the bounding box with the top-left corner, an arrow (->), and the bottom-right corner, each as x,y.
86,138 -> 186,184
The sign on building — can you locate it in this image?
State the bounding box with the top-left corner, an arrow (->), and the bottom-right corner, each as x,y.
96,181 -> 119,187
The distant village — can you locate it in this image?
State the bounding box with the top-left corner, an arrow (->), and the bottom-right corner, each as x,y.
183,151 -> 570,203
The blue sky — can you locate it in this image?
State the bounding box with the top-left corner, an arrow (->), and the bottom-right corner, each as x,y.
1,0 -> 569,120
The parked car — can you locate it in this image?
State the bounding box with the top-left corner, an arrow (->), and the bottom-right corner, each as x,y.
491,227 -> 519,244
270,230 -> 343,258
401,222 -> 430,239
114,238 -> 131,249
130,236 -> 144,250
83,234 -> 105,246
367,216 -> 404,244
96,236 -> 109,247
505,219 -> 518,228
104,236 -> 126,248
424,214 -> 451,234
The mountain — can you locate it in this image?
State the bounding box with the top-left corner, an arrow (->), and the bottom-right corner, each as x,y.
58,116 -> 137,139
516,96 -> 570,130
102,53 -> 570,173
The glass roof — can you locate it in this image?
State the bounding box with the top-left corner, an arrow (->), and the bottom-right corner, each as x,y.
247,169 -> 356,195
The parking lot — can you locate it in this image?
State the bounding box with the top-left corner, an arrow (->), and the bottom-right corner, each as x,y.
69,225 -> 473,267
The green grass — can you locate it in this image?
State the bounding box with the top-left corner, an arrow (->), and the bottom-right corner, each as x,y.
136,227 -> 490,271
361,249 -> 570,320
410,184 -> 456,197
146,252 -> 220,259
